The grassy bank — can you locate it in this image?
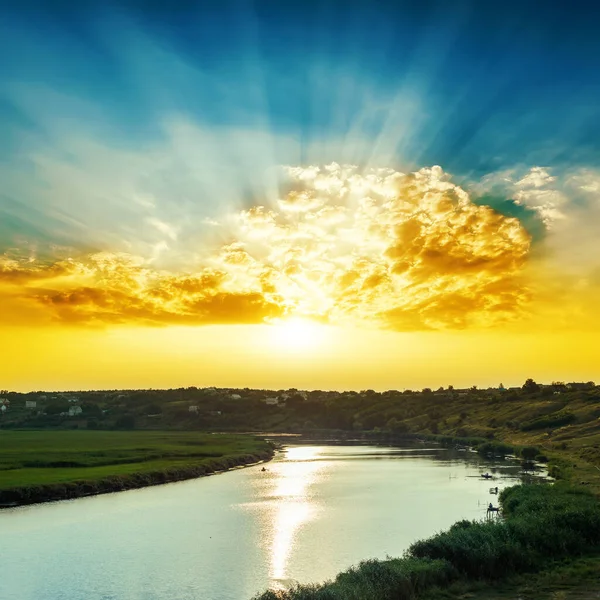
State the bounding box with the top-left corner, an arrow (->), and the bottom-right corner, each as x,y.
422,554 -> 600,600
252,483 -> 600,600
0,430 -> 273,506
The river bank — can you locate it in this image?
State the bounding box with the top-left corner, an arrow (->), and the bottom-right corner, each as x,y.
0,430 -> 274,508
252,482 -> 600,600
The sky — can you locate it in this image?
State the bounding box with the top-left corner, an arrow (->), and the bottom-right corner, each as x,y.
1,0 -> 599,392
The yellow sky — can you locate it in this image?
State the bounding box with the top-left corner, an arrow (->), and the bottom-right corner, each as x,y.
1,164 -> 599,391
1,323 -> 597,392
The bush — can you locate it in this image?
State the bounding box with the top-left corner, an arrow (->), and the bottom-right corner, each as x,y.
520,446 -> 539,461
520,412 -> 576,432
477,442 -> 514,458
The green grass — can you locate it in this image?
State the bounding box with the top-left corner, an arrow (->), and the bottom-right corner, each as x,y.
252,483 -> 600,600
0,430 -> 272,501
422,555 -> 600,600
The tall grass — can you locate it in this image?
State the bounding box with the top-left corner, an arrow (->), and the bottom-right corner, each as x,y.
255,559 -> 455,600
252,483 -> 600,600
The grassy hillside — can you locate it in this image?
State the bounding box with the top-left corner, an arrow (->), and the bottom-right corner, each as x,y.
398,387 -> 600,491
0,431 -> 272,505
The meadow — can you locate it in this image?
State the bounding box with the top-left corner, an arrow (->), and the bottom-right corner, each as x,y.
0,430 -> 273,505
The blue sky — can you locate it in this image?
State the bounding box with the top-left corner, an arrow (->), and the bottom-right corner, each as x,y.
1,0 -> 599,256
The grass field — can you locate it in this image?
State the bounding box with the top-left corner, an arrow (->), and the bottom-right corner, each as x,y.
0,430 -> 273,503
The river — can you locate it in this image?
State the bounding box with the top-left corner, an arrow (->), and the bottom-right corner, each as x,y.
0,443 -> 537,600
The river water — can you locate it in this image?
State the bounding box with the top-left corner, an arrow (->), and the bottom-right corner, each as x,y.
0,443 -> 536,600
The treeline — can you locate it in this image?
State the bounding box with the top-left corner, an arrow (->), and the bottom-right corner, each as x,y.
1,380 -> 598,438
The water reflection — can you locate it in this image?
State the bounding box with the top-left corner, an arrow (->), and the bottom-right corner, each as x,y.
268,446 -> 326,589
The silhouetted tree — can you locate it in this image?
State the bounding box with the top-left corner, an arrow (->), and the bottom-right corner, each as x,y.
522,379 -> 540,394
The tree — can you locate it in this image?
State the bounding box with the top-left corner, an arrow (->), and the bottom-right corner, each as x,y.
287,394 -> 305,409
82,403 -> 102,417
115,415 -> 135,429
521,446 -> 539,461
45,401 -> 69,415
386,417 -> 408,434
522,379 -> 540,394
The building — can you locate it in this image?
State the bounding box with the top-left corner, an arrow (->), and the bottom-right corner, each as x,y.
263,397 -> 279,406
68,406 -> 83,417
189,405 -> 199,413
230,394 -> 242,400
25,400 -> 37,409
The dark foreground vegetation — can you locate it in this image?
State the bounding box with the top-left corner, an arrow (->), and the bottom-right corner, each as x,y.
252,483 -> 600,600
0,431 -> 273,507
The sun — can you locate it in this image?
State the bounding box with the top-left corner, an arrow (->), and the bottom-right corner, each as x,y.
267,317 -> 328,352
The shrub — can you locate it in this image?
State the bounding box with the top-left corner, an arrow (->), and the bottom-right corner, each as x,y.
520,446 -> 539,461
520,412 -> 576,432
477,442 -> 514,458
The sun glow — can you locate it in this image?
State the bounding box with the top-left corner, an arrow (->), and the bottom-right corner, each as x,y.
268,318 -> 329,352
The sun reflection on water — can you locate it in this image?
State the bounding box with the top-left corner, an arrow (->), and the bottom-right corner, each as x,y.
268,446 -> 326,589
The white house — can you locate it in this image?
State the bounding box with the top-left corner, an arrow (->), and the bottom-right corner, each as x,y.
68,406 -> 83,417
25,400 -> 37,409
189,405 -> 199,413
230,394 -> 242,400
263,397 -> 279,406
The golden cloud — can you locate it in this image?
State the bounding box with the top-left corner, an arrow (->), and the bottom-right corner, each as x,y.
1,165 -> 532,330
